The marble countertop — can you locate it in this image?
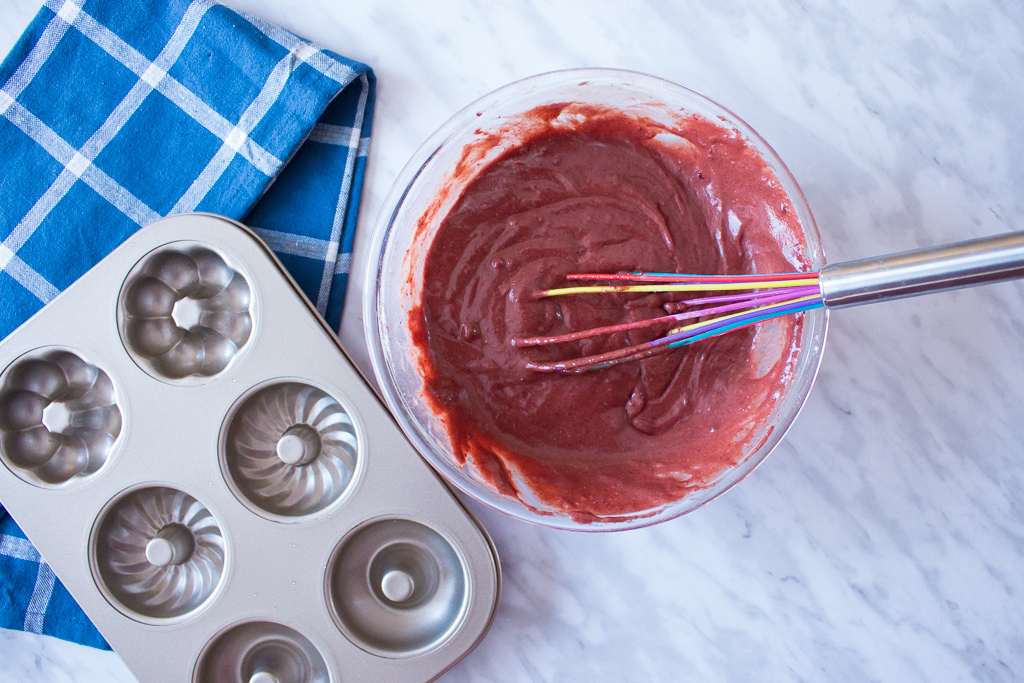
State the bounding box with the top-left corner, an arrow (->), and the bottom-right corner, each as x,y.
2,0 -> 1024,681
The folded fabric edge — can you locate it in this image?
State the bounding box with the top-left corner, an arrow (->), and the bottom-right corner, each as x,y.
244,70 -> 377,333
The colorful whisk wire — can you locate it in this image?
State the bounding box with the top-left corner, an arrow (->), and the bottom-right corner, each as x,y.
514,271 -> 825,373
509,231 -> 1024,373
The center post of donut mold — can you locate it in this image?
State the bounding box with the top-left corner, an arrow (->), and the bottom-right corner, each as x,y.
41,401 -> 72,433
171,297 -> 203,330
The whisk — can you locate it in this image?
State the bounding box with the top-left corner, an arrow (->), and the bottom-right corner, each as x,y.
514,231 -> 1024,373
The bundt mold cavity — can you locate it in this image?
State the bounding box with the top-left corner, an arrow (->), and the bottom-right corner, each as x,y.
93,486 -> 226,620
0,350 -> 122,485
223,383 -> 359,519
120,246 -> 253,381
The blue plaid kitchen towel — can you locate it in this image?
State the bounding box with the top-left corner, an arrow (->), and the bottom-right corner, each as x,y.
0,0 -> 376,648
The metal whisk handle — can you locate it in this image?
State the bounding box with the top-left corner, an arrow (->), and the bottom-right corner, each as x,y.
819,231 -> 1024,309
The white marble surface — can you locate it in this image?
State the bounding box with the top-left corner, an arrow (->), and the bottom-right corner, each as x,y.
2,0 -> 1024,681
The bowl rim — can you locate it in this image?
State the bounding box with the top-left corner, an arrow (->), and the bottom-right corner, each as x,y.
363,67 -> 829,532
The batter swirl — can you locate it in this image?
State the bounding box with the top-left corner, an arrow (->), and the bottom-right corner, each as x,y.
412,105 -> 809,522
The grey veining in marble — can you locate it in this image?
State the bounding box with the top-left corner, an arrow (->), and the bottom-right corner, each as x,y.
1,0 -> 1023,681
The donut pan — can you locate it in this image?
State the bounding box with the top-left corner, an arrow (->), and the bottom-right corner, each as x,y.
0,214 -> 500,683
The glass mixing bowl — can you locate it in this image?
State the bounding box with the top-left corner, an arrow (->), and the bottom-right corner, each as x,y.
364,68 -> 828,531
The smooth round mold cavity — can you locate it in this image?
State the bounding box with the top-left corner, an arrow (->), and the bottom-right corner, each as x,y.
327,519 -> 469,656
194,621 -> 330,683
223,383 -> 358,519
93,486 -> 225,620
0,350 -> 122,485
120,245 -> 253,382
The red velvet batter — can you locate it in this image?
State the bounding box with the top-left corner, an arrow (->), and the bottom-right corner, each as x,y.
412,104 -> 809,523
